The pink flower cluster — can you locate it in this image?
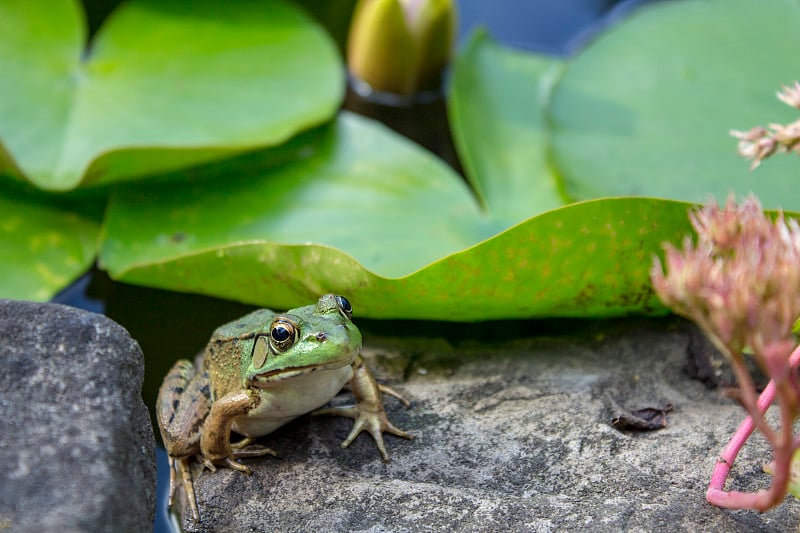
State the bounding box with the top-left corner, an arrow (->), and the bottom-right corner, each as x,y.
731,81 -> 800,169
651,195 -> 800,511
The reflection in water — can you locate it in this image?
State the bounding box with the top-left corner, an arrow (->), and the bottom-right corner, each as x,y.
155,447 -> 181,533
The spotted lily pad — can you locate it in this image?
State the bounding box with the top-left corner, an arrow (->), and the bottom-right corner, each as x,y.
10,0 -> 790,319
0,190 -> 98,301
99,112 -> 692,320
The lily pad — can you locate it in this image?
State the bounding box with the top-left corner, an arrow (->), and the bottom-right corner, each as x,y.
0,189 -> 98,301
62,2 -> 797,319
548,0 -> 800,209
100,112 -> 692,320
0,0 -> 343,191
449,30 -> 565,226
100,113 -> 486,282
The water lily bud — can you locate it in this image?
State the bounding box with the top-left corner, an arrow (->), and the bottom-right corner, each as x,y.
347,0 -> 456,99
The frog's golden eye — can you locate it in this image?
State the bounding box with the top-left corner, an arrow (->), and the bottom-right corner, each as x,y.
251,335 -> 270,368
334,295 -> 353,320
269,318 -> 298,353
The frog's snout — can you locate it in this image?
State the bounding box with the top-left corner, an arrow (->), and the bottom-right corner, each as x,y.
315,327 -> 360,353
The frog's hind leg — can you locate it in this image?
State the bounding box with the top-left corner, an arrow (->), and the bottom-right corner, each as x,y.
156,360 -> 213,521
168,455 -> 201,522
157,360 -> 212,456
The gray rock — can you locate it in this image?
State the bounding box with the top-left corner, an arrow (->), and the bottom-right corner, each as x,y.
0,299 -> 156,533
172,318 -> 798,532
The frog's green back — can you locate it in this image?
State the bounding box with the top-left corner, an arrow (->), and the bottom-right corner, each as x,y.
211,309 -> 276,341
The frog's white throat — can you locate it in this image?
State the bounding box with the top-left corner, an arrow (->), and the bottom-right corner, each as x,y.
234,363 -> 356,437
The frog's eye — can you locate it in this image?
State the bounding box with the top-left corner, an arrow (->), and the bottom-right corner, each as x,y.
269,318 -> 298,353
334,295 -> 353,320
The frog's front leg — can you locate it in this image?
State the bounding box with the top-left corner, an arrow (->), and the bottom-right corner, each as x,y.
158,363 -> 275,522
313,355 -> 413,460
199,389 -> 276,473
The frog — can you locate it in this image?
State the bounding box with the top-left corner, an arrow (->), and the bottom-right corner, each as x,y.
156,294 -> 412,522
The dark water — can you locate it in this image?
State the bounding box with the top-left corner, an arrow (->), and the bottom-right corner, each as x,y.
51,1 -> 664,531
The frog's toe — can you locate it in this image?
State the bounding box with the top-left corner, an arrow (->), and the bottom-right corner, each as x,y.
230,436 -> 256,449
379,384 -> 411,408
344,419 -> 393,461
382,420 -> 414,441
232,444 -> 278,459
222,457 -> 253,474
340,417 -> 368,449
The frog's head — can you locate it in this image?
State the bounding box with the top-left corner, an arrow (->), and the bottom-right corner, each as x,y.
245,294 -> 362,387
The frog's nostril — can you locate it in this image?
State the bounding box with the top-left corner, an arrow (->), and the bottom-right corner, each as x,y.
316,332 -> 326,342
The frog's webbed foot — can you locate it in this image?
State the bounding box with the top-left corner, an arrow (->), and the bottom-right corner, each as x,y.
198,444 -> 276,477
313,356 -> 413,461
230,436 -> 278,456
315,403 -> 413,461
170,444 -> 277,523
226,441 -> 279,473
229,438 -> 279,469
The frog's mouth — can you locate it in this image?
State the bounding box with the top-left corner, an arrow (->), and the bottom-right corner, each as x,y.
248,358 -> 353,387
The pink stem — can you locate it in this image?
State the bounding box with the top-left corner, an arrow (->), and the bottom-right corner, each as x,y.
706,343 -> 800,509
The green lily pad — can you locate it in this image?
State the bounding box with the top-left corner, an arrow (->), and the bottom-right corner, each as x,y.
100,112 -> 692,320
548,0 -> 800,209
95,5 -> 798,320
449,30 -> 565,225
100,113 -> 486,281
0,0 -> 343,191
0,189 -> 98,301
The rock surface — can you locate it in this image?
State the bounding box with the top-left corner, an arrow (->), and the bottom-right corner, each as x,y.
0,299 -> 156,533
172,317 -> 798,532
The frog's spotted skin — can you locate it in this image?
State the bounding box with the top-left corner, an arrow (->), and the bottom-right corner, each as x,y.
156,294 -> 412,522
